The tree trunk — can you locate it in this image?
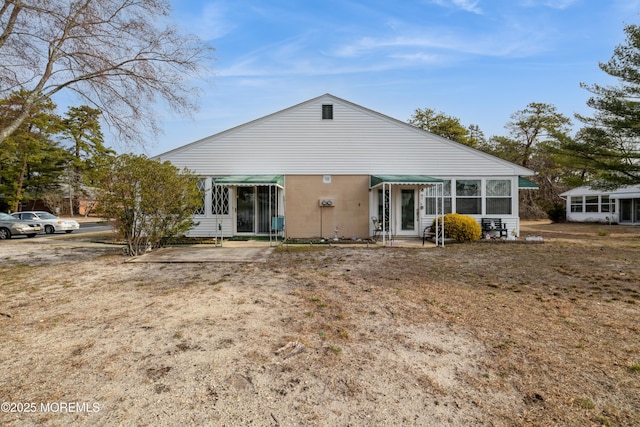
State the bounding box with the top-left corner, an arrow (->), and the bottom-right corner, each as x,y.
12,155 -> 28,212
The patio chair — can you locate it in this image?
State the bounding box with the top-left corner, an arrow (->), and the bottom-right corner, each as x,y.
371,216 -> 383,241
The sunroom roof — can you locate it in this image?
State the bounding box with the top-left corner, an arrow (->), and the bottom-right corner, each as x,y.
518,176 -> 539,189
370,174 -> 443,188
214,175 -> 284,187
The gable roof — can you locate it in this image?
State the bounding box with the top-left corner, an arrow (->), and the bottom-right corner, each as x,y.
157,94 -> 534,177
561,185 -> 640,197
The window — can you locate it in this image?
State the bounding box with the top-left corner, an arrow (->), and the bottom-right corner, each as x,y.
456,179 -> 481,214
585,196 -> 599,212
322,104 -> 333,120
194,179 -> 206,215
601,196 -> 612,213
211,185 -> 229,215
570,196 -> 583,213
424,180 -> 452,214
486,180 -> 512,215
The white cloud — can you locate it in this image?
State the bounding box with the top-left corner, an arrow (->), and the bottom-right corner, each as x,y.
178,1 -> 236,41
331,27 -> 547,60
452,0 -> 483,13
429,0 -> 483,14
518,0 -> 579,10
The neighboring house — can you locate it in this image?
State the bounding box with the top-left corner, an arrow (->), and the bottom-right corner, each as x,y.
156,94 -> 535,240
560,185 -> 640,225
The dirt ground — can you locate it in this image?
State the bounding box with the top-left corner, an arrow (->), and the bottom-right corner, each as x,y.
0,221 -> 639,426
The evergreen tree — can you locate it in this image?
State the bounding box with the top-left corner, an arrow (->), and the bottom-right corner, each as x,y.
561,22 -> 640,187
408,108 -> 481,147
60,105 -> 115,215
0,90 -> 68,211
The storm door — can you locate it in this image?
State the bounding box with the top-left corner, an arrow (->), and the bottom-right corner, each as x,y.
256,186 -> 277,233
620,199 -> 632,223
236,186 -> 278,234
400,189 -> 417,232
236,187 -> 255,232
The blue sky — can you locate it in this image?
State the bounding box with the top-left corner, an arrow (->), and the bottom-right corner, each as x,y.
144,0 -> 639,155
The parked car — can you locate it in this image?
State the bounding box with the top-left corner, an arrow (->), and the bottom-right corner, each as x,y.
11,211 -> 80,234
0,212 -> 42,239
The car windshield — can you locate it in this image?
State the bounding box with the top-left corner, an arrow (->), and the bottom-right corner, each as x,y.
0,212 -> 15,220
36,212 -> 58,219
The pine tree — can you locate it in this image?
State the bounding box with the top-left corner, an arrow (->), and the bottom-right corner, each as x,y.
562,22 -> 640,187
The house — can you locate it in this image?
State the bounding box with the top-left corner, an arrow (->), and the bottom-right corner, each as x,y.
156,94 -> 535,241
560,185 -> 640,225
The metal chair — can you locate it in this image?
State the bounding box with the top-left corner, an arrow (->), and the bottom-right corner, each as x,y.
371,216 -> 383,241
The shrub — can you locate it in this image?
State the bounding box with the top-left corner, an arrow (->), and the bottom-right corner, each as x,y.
546,203 -> 566,223
96,154 -> 202,256
431,213 -> 482,243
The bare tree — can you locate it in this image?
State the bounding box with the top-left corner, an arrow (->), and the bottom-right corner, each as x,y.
0,0 -> 214,146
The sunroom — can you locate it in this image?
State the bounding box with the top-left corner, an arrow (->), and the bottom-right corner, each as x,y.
191,175 -> 284,239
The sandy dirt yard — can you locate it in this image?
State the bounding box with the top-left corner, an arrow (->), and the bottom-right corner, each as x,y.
0,221 -> 639,426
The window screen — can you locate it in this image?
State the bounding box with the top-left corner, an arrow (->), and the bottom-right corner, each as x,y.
486,180 -> 512,215
456,180 -> 481,214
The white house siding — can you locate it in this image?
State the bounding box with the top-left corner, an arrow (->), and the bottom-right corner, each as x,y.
561,185 -> 640,224
413,177 -> 520,237
157,94 -> 529,178
189,217 -> 233,238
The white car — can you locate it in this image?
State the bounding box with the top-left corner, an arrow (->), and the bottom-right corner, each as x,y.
11,211 -> 80,234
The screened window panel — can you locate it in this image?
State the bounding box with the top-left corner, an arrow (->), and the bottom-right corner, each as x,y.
424,181 -> 451,215
193,179 -> 206,215
425,197 -> 452,214
211,186 -> 230,215
485,180 -> 511,214
486,198 -> 512,215
486,180 -> 511,197
456,180 -> 480,196
425,180 -> 452,196
457,198 -> 481,214
585,196 -> 598,212
601,196 -> 612,213
456,179 -> 481,214
570,196 -> 583,213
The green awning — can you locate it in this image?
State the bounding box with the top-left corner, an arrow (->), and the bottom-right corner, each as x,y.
370,175 -> 443,188
215,175 -> 284,187
518,176 -> 539,189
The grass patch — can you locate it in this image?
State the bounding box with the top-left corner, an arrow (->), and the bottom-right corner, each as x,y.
326,344 -> 342,354
575,397 -> 595,410
275,245 -> 329,253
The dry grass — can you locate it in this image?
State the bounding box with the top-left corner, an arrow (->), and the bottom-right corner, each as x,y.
0,221 -> 638,426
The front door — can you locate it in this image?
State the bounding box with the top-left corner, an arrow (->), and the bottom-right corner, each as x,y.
398,188 -> 417,235
237,187 -> 255,233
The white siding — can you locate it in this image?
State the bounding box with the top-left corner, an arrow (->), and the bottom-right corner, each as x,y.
157,94 -> 533,177
188,217 -> 233,238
